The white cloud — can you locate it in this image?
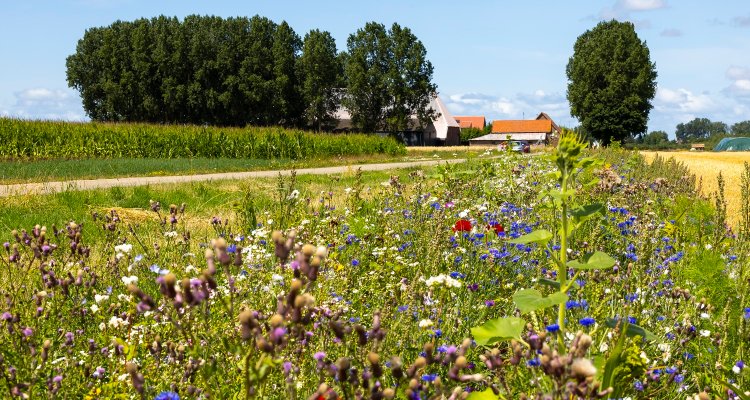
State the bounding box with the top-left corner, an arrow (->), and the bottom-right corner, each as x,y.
444,90 -> 575,127
1,88 -> 86,121
727,66 -> 750,80
733,14 -> 750,28
619,0 -> 667,11
599,0 -> 666,20
655,87 -> 717,113
724,66 -> 750,97
660,28 -> 682,37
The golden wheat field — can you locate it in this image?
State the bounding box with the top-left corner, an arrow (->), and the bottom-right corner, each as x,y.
642,151 -> 750,226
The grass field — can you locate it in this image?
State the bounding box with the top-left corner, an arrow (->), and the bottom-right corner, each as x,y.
642,151 -> 750,226
0,148 -> 494,184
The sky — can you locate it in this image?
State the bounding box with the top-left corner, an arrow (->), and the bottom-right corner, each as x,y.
1,0 -> 749,136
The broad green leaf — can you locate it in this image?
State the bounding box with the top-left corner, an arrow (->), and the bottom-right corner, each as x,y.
470,317 -> 524,346
466,388 -> 501,400
512,289 -> 568,313
569,203 -> 605,224
539,278 -> 580,291
567,251 -> 616,270
508,230 -> 553,245
547,189 -> 575,202
604,318 -> 657,341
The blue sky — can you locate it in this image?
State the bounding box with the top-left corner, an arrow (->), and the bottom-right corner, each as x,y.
1,0 -> 749,136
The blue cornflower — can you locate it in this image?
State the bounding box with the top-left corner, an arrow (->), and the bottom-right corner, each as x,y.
579,317 -> 595,327
227,244 -> 237,253
527,358 -> 541,367
421,374 -> 438,382
397,305 -> 408,312
744,307 -> 750,319
351,259 -> 360,267
634,381 -> 644,391
450,271 -> 465,279
545,324 -> 560,333
674,374 -> 684,384
628,316 -> 637,324
155,392 -> 180,400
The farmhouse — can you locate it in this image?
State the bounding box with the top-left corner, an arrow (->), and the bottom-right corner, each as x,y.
333,95 -> 460,146
469,112 -> 561,146
453,116 -> 486,130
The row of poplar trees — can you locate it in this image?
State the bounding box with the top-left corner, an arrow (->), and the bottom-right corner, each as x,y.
66,15 -> 437,132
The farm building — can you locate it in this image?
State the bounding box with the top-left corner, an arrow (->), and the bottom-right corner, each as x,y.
453,116 -> 486,130
468,113 -> 561,146
333,95 -> 460,146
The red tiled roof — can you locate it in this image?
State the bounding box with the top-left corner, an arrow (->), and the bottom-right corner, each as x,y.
453,116 -> 485,129
492,120 -> 552,133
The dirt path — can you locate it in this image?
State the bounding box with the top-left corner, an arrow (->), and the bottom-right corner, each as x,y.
0,158 -> 469,197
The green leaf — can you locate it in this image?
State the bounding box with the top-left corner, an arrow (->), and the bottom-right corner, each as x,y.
569,203 -> 605,224
470,317 -> 524,346
604,318 -> 657,341
567,251 -> 616,270
508,230 -> 553,245
466,388 -> 501,400
512,289 -> 568,313
539,278 -> 580,291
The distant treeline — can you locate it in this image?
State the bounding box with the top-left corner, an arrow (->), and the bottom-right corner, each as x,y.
66,15 -> 437,132
0,118 -> 405,160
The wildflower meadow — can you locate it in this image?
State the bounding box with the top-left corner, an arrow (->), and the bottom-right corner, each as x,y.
1,134 -> 749,399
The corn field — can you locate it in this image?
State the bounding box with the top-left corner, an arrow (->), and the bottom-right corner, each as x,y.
0,118 -> 406,160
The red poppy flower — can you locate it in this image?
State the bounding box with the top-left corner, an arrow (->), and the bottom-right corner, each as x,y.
488,223 -> 504,235
452,219 -> 472,232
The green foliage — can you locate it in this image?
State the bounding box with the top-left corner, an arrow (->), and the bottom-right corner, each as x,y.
298,30 -> 342,131
344,22 -> 437,132
566,20 -> 657,144
675,117 -> 728,142
66,15 -> 316,127
567,251 -> 615,270
512,289 -> 567,313
732,120 -> 750,135
459,127 -> 486,144
638,130 -> 670,145
470,317 -> 524,346
0,118 -> 405,159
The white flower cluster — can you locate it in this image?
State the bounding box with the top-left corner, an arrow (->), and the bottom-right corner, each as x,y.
114,243 -> 132,260
424,274 -> 462,289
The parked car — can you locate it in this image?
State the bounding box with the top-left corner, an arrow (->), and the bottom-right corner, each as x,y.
510,140 -> 530,153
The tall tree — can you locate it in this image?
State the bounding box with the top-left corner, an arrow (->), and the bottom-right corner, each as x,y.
731,120 -> 750,135
675,118 -> 727,142
640,130 -> 669,145
271,21 -> 303,126
566,20 -> 657,145
344,22 -> 437,133
385,23 -> 437,132
344,22 -> 391,133
298,29 -> 342,131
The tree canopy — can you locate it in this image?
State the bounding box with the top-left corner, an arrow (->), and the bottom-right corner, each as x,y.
675,118 -> 728,142
639,130 -> 670,145
67,16 -> 438,133
566,20 -> 657,145
731,120 -> 750,135
344,22 -> 437,133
